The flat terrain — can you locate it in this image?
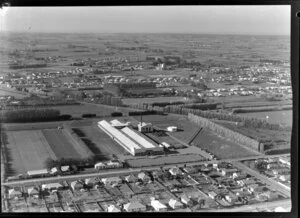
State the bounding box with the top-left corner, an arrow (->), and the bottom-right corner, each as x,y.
42,129 -> 82,159
6,130 -> 57,175
191,128 -> 257,159
122,96 -> 188,105
126,154 -> 206,168
133,114 -> 200,143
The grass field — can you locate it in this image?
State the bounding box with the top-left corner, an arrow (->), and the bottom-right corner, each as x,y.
122,96 -> 188,105
6,130 -> 57,175
191,128 -> 257,159
42,129 -> 82,159
133,114 -> 200,143
126,154 -> 206,168
79,122 -> 129,157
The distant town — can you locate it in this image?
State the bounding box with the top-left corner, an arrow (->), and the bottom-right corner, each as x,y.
0,32 -> 292,213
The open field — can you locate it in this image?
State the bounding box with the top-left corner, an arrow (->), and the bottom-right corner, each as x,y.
133,114 -> 200,143
241,110 -> 293,127
122,96 -> 188,105
191,128 -> 257,159
79,122 -> 129,157
42,129 -> 82,159
6,130 -> 57,175
126,154 -> 206,168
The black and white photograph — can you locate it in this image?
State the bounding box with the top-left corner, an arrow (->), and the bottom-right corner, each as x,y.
0,4 -> 297,214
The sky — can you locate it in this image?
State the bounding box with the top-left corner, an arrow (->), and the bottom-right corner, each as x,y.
0,6 -> 290,35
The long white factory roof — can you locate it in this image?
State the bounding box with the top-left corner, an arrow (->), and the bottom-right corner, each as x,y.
98,120 -> 140,150
121,127 -> 156,149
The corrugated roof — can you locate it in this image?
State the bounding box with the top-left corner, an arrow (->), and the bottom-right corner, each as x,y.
121,127 -> 155,149
27,169 -> 48,176
98,120 -> 140,150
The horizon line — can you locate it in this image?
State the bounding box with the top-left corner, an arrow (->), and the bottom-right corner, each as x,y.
0,30 -> 290,37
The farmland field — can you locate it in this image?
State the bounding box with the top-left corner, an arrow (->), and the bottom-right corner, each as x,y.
42,129 -> 82,159
5,130 -> 57,175
191,128 -> 258,159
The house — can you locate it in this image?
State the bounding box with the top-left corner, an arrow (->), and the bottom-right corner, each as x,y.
61,165 -> 70,172
70,180 -> 84,191
221,168 -> 238,177
123,201 -> 147,212
41,183 -> 63,192
279,157 -> 290,167
169,167 -> 182,176
180,195 -> 193,206
8,188 -> 23,199
279,174 -> 290,182
183,166 -> 197,174
49,167 -> 58,175
247,184 -> 260,193
101,177 -> 122,186
124,174 -> 138,183
107,204 -> 121,212
85,177 -> 99,188
138,172 -> 151,183
27,169 -> 49,177
225,192 -> 238,203
94,162 -> 105,170
151,200 -> 168,212
207,191 -> 218,199
168,199 -> 184,210
236,178 -> 256,186
27,187 -> 39,197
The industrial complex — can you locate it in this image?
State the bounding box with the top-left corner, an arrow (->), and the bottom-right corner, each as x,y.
98,120 -> 164,156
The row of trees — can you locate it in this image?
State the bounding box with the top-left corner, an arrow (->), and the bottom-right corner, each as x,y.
44,156 -> 99,170
129,103 -> 282,130
0,109 -> 61,123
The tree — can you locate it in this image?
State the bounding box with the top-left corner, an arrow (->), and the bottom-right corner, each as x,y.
44,157 -> 55,169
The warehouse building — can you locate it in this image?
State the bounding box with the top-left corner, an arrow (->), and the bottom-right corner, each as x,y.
98,120 -> 163,156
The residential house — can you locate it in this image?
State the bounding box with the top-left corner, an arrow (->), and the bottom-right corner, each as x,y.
107,204 -> 121,212
180,194 -> 193,206
207,191 -> 218,199
41,183 -> 63,192
220,168 -> 238,177
236,178 -> 256,187
151,200 -> 168,212
124,174 -> 138,183
101,177 -> 122,186
8,188 -> 23,199
225,192 -> 238,203
61,165 -> 70,172
169,167 -> 182,176
123,201 -> 147,212
168,199 -> 184,210
85,177 -> 99,188
138,172 -> 151,183
70,181 -> 84,191
27,187 -> 39,198
279,174 -> 290,182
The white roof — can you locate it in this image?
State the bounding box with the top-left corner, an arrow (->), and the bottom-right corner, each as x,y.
42,183 -> 63,190
161,142 -> 171,148
107,205 -> 121,212
121,127 -> 155,149
138,122 -> 152,127
124,202 -> 145,211
61,165 -> 70,172
27,169 -> 48,176
151,200 -> 167,209
98,120 -> 140,150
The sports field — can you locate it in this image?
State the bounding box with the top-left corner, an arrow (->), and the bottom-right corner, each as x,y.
42,129 -> 82,159
6,130 -> 57,175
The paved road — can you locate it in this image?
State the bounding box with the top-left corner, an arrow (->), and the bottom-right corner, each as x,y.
2,153 -> 290,187
200,199 -> 291,212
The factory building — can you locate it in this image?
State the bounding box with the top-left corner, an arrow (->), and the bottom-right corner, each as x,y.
98,120 -> 163,156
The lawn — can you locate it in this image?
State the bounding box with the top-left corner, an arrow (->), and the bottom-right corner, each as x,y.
5,130 -> 57,175
191,128 -> 257,159
42,129 -> 82,159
